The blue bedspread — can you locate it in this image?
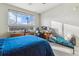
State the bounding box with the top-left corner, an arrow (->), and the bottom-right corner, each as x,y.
0,35 -> 54,56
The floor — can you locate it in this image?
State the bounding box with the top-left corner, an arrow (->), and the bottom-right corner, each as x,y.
49,42 -> 75,56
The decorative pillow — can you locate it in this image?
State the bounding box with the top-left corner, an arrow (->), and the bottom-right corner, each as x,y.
64,34 -> 74,41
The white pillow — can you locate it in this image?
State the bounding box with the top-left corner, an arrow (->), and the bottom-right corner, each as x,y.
64,34 -> 73,41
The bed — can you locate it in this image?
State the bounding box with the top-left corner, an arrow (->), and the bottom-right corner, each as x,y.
49,36 -> 75,48
0,35 -> 54,56
48,36 -> 76,54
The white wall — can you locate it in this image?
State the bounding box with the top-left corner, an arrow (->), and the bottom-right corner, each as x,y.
0,3 -> 40,37
41,3 -> 79,26
0,4 -> 8,37
41,3 -> 79,36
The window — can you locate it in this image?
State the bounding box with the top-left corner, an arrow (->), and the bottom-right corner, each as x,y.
8,10 -> 35,26
8,11 -> 16,25
50,21 -> 63,35
64,24 -> 79,37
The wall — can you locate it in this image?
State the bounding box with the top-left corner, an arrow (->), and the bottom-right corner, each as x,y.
41,3 -> 79,36
41,3 -> 79,26
0,3 -> 40,37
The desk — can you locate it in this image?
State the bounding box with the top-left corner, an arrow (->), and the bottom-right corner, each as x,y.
10,32 -> 34,37
10,33 -> 24,37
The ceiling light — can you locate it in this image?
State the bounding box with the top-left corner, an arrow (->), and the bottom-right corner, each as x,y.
42,3 -> 46,5
28,3 -> 32,5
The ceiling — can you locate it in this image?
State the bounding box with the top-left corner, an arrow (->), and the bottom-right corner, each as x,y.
8,3 -> 60,13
